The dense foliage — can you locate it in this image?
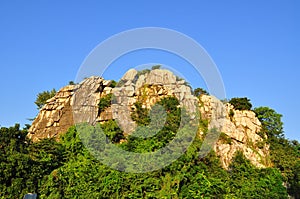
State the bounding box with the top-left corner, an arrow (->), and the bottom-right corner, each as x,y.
193,88 -> 209,97
1,97 -> 299,198
229,97 -> 252,111
98,93 -> 112,113
0,124 -> 290,198
35,89 -> 56,109
0,124 -> 64,198
151,65 -> 161,70
254,107 -> 300,198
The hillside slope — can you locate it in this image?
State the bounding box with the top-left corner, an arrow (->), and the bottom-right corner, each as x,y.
28,68 -> 269,169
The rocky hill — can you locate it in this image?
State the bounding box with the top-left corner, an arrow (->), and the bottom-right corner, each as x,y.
28,68 -> 269,169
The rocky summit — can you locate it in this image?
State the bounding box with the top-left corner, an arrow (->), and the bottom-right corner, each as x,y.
28,68 -> 269,169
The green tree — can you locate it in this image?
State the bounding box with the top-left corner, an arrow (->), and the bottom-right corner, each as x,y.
228,151 -> 287,198
253,106 -> 284,139
131,101 -> 151,126
0,124 -> 65,198
151,65 -> 161,70
254,107 -> 300,198
193,87 -> 209,97
229,97 -> 252,110
35,89 -> 56,109
98,94 -> 112,113
101,120 -> 125,143
110,80 -> 117,88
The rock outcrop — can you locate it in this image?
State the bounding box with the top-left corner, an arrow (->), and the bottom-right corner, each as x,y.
110,69 -> 198,134
28,77 -> 113,141
28,68 -> 269,169
28,85 -> 75,141
199,95 -> 269,169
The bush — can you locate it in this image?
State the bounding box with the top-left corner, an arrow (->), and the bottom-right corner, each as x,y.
193,88 -> 209,97
137,69 -> 151,77
229,97 -> 252,110
219,132 -> 232,145
110,80 -> 117,88
131,101 -> 150,126
151,65 -> 161,70
101,120 -> 124,143
98,94 -> 112,113
35,89 -> 56,109
229,109 -> 235,121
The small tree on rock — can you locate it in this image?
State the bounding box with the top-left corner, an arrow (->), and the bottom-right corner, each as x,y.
35,89 -> 56,109
229,97 -> 252,111
193,88 -> 209,97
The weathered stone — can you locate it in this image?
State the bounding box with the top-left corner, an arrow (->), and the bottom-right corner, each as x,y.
27,85 -> 76,142
199,95 -> 268,169
72,76 -> 103,125
98,107 -> 113,121
135,74 -> 146,92
121,69 -> 137,81
28,68 -> 269,170
145,69 -> 176,85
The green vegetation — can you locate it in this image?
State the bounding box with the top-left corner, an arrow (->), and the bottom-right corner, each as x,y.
131,101 -> 151,126
254,107 -> 300,198
35,89 -> 56,109
3,86 -> 300,198
254,107 -> 284,139
219,132 -> 232,145
229,109 -> 235,121
137,69 -> 150,77
151,65 -> 161,70
194,87 -> 209,97
110,80 -> 117,88
127,96 -> 183,152
98,93 -> 112,113
0,124 -> 65,198
229,97 -> 252,111
0,123 -> 291,198
101,120 -> 125,143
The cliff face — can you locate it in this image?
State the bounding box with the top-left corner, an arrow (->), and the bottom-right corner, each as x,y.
27,85 -> 75,141
28,68 -> 269,168
199,95 -> 269,169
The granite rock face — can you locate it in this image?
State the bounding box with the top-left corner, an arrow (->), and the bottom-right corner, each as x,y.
199,95 -> 269,169
27,85 -> 75,142
28,77 -> 113,141
110,69 -> 198,134
28,68 -> 269,169
72,76 -> 106,125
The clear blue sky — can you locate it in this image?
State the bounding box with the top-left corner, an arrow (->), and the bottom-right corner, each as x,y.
0,1 -> 299,141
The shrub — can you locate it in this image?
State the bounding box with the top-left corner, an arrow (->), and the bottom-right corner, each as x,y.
194,88 -> 209,97
98,94 -> 112,113
151,65 -> 161,70
101,120 -> 124,143
131,101 -> 150,126
219,132 -> 232,145
229,97 -> 252,110
110,80 -> 117,88
137,69 -> 151,77
229,109 -> 235,121
35,89 -> 56,109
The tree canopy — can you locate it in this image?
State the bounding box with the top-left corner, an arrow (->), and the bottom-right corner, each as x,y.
193,87 -> 209,97
229,97 -> 252,110
2,96 -> 299,198
34,89 -> 56,109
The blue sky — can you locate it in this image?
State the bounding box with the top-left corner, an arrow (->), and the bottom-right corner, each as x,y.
0,1 -> 299,141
